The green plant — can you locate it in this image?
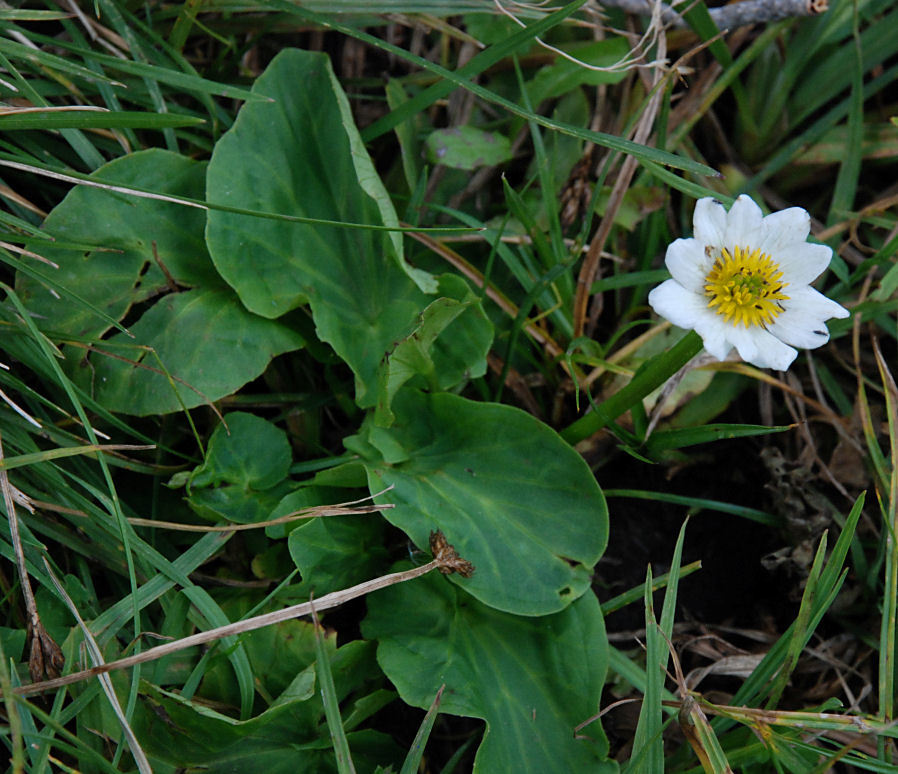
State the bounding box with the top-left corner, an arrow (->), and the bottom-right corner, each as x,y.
0,0 -> 895,771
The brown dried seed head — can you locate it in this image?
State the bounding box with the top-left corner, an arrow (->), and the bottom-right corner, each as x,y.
429,530 -> 475,578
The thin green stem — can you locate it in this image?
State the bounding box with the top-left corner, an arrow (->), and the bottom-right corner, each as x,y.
561,330 -> 703,444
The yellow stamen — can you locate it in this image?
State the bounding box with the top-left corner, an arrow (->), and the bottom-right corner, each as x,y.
704,246 -> 789,328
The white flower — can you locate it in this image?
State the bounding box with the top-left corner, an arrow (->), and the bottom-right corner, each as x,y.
648,195 -> 849,371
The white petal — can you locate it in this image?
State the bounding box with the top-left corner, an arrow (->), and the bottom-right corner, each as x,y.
728,325 -> 798,370
691,313 -> 734,361
665,238 -> 709,292
648,280 -> 707,329
725,195 -> 764,249
783,285 -> 850,321
693,198 -> 727,247
759,207 -> 810,254
775,242 -> 833,286
768,308 -> 832,350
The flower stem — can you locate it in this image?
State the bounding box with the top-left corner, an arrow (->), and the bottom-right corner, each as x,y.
561,330 -> 704,445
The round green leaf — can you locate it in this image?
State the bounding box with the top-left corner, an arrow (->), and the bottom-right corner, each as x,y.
353,390 -> 608,615
185,412 -> 294,524
81,289 -> 304,415
424,126 -> 512,170
17,149 -> 218,339
363,571 -> 613,773
192,412 -> 291,491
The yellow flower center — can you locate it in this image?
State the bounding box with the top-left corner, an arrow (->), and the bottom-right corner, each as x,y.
704,245 -> 790,328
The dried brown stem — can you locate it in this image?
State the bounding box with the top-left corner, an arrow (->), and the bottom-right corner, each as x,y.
8,532 -> 473,698
127,491 -> 393,532
0,431 -> 64,682
573,33 -> 668,338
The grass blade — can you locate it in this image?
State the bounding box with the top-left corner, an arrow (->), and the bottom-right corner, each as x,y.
400,685 -> 444,774
827,1 -> 864,223
0,111 -> 205,131
875,340 -> 898,725
628,519 -> 689,772
279,1 -> 718,176
311,601 -> 357,774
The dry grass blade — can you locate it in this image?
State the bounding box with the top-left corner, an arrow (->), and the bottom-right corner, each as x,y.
127,490 -> 395,531
44,559 -> 152,774
0,159 -> 208,210
0,430 -> 64,683
8,531 -> 474,698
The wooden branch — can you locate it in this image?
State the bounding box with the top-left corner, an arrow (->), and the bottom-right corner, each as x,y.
601,0 -> 828,29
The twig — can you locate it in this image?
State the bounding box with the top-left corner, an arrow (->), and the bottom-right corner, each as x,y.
7,531 -> 474,698
600,0 -> 828,29
0,431 -> 64,682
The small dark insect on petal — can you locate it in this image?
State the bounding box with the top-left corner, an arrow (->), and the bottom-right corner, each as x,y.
815,330 -> 827,336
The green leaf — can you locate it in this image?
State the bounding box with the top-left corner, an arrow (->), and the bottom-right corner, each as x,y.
200,619 -> 320,706
399,687 -> 443,774
192,413 -> 291,490
135,642 -> 399,772
363,570 -> 614,773
328,58 -> 433,296
628,520 -> 688,773
314,616 -> 357,774
351,389 -> 608,615
83,289 -> 304,415
265,486 -> 349,539
17,149 -> 218,340
205,48 -> 436,406
0,627 -> 26,662
0,35 -> 261,102
288,514 -> 388,594
375,274 -> 492,427
424,126 -> 512,170
186,413 -> 295,524
384,78 -> 422,192
428,274 -> 493,389
375,298 -> 469,427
